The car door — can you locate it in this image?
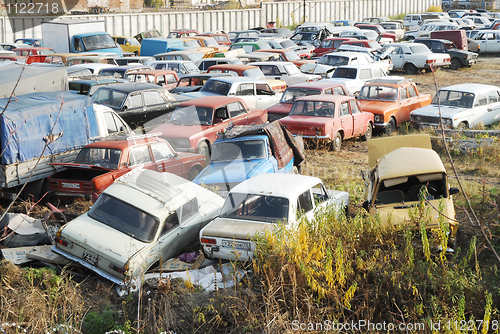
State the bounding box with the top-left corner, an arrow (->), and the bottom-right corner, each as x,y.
397,86 -> 413,124
256,82 -> 279,109
339,101 -> 355,139
349,99 -> 366,136
475,89 -> 500,126
235,83 -> 257,108
388,46 -> 404,69
143,90 -> 171,118
154,212 -> 182,263
123,92 -> 144,117
150,141 -> 186,177
227,101 -> 252,126
296,189 -> 315,224
475,32 -> 494,52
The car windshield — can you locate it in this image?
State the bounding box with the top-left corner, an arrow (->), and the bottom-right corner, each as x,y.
184,62 -> 200,73
292,32 -> 315,42
220,192 -> 289,223
170,105 -> 214,125
332,67 -> 357,79
382,23 -> 397,29
243,68 -> 265,78
409,44 -> 431,54
92,89 -> 127,109
432,90 -> 475,108
38,49 -> 55,55
284,50 -> 300,61
318,55 -> 349,66
284,64 -> 301,75
280,40 -> 295,48
200,79 -> 231,95
184,40 -> 201,47
81,34 -> 117,51
69,82 -> 91,95
280,88 -> 322,103
75,147 -> 122,169
228,32 -> 237,40
204,38 -> 219,47
88,194 -> 159,243
290,100 -> 336,117
359,85 -> 399,101
127,38 -> 140,46
212,139 -> 267,161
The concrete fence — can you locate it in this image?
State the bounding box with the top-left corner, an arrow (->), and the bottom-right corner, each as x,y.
0,0 -> 440,43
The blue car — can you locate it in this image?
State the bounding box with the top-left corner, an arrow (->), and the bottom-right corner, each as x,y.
193,122 -> 304,196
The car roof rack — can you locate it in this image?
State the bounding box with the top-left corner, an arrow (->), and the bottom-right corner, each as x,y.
367,77 -> 411,85
126,132 -> 162,144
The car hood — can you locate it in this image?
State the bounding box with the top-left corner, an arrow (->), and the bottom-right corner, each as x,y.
411,104 -> 468,118
61,213 -> 147,265
181,91 -> 220,99
201,217 -> 274,240
300,63 -> 335,75
153,122 -> 210,139
194,160 -> 266,185
358,100 -> 398,114
267,102 -> 292,115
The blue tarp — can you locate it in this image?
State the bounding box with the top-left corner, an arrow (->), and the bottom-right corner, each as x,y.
0,92 -> 98,165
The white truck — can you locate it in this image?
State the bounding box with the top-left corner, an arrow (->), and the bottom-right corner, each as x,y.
0,92 -> 131,201
41,19 -> 122,56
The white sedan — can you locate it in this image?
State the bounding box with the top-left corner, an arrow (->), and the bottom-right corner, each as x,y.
325,64 -> 395,95
248,61 -> 321,86
382,42 -> 451,75
410,83 -> 500,129
199,173 -> 349,262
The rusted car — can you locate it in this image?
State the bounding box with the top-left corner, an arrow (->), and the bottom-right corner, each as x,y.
357,77 -> 432,135
206,64 -> 287,93
48,133 -> 206,202
125,69 -> 180,91
266,81 -> 349,121
149,96 -> 267,159
279,95 -> 374,150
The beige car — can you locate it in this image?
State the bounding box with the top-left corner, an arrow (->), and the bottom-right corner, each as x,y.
362,134 -> 460,239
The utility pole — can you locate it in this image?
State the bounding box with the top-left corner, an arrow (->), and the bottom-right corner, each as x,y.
303,0 -> 306,23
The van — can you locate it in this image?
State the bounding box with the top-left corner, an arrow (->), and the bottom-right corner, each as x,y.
403,13 -> 440,28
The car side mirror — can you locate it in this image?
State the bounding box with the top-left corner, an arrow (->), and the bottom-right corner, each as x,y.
449,187 -> 460,196
362,200 -> 370,211
122,105 -> 128,111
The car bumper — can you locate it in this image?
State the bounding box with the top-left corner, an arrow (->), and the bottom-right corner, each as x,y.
374,121 -> 388,129
202,242 -> 254,262
300,134 -> 330,139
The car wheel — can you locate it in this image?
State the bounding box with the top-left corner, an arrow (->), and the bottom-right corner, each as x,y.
450,58 -> 461,70
188,165 -> 203,181
385,118 -> 396,136
362,123 -> 373,141
196,142 -> 210,162
331,132 -> 342,151
404,63 -> 418,75
457,122 -> 468,130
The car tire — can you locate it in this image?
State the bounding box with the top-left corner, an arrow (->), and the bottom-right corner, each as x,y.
188,165 -> 203,181
196,142 -> 210,162
331,132 -> 342,151
362,123 -> 373,141
458,121 -> 468,130
450,58 -> 461,70
404,63 -> 418,75
385,118 -> 396,136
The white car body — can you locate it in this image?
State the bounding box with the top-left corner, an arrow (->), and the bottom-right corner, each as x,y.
199,173 -> 349,262
150,60 -> 201,77
182,76 -> 282,109
70,63 -> 117,75
473,30 -> 500,53
248,61 -> 321,86
325,64 -> 396,95
53,169 -> 225,285
404,22 -> 459,40
463,15 -> 492,29
383,42 -> 451,74
410,83 -> 500,129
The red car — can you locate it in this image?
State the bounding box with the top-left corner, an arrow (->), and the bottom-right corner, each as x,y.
266,81 -> 349,122
13,47 -> 55,57
312,37 -> 357,57
197,33 -> 232,46
279,95 -> 374,151
149,96 -> 267,159
125,69 -> 180,91
48,134 -> 206,202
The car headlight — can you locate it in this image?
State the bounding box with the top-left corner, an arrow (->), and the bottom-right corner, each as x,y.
374,115 -> 382,122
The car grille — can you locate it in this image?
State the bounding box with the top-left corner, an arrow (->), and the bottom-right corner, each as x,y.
411,115 -> 440,125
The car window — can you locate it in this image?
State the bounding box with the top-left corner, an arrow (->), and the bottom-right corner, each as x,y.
476,93 -> 488,106
103,111 -> 123,134
324,89 -> 333,95
125,93 -> 143,109
150,141 -> 174,161
349,99 -> 360,114
297,190 -> 313,214
488,90 -> 500,103
256,83 -> 272,95
179,198 -> 198,223
260,65 -> 280,76
160,212 -> 179,236
236,83 -> 254,96
312,183 -> 329,205
227,101 -> 247,118
400,87 -> 408,100
333,87 -> 346,95
129,145 -> 153,166
144,91 -> 166,105
340,102 -> 350,116
408,85 -> 417,98
165,74 -> 177,84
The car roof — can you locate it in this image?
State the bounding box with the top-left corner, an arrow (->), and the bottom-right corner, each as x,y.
178,96 -> 245,108
377,147 -> 446,180
230,173 -> 323,199
207,64 -> 257,70
207,76 -> 267,84
95,82 -> 165,93
439,83 -> 498,93
294,95 -> 352,103
152,60 -> 193,64
86,134 -> 166,149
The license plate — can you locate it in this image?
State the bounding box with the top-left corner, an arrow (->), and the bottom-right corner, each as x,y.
62,182 -> 80,189
222,240 -> 251,250
83,252 -> 98,266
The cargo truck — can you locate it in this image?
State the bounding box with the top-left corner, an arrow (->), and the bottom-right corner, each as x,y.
41,19 -> 122,56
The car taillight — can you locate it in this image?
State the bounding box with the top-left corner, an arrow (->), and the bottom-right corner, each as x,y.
109,262 -> 128,274
54,236 -> 73,248
201,237 -> 216,244
426,59 -> 436,64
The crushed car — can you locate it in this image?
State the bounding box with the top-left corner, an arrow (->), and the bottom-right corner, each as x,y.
199,173 -> 349,261
52,169 -> 225,285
